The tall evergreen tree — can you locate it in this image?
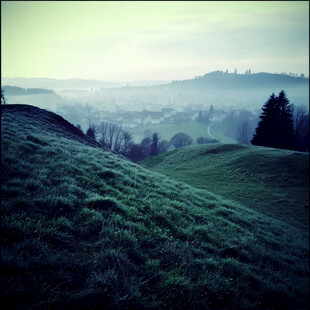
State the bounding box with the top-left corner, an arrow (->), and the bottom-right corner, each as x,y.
275,90 -> 296,149
251,91 -> 296,150
251,93 -> 277,147
196,110 -> 204,123
208,104 -> 214,120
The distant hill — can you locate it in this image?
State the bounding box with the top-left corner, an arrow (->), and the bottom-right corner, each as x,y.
171,71 -> 309,90
93,71 -> 310,110
141,143 -> 309,231
1,77 -> 125,89
1,86 -> 66,112
1,105 -> 308,309
2,72 -> 308,110
1,85 -> 55,96
1,77 -> 170,90
168,72 -> 309,108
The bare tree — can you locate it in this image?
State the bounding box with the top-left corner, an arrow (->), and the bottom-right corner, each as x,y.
237,121 -> 252,144
97,121 -> 109,147
122,131 -> 134,156
114,126 -> 123,153
107,123 -> 117,149
294,105 -> 309,152
97,122 -> 133,153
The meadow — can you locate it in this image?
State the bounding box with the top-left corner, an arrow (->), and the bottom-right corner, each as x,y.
127,121 -> 221,143
1,104 -> 309,309
141,143 -> 309,232
207,122 -> 237,144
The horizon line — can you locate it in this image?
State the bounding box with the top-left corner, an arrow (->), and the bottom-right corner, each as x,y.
2,70 -> 309,83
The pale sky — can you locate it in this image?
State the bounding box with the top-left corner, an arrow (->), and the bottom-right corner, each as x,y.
1,1 -> 309,81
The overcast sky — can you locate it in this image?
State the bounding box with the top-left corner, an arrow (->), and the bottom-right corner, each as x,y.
1,1 -> 309,81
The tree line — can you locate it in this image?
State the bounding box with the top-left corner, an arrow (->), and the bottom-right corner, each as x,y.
83,122 -> 168,162
81,122 -> 218,162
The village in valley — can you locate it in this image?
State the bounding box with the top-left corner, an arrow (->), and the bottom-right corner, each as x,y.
57,103 -> 226,131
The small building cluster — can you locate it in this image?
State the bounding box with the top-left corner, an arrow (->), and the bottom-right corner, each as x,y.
97,108 -> 179,128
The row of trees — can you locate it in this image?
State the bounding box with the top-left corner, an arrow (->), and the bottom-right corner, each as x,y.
252,90 -> 309,152
83,122 -> 168,162
83,121 -> 218,162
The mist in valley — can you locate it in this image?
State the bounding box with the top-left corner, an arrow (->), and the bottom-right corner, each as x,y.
2,71 -> 309,150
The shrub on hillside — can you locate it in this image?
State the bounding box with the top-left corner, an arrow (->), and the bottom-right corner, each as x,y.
170,133 -> 193,148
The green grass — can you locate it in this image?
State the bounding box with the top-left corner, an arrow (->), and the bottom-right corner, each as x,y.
128,121 -> 214,142
1,105 -> 309,309
141,143 -> 309,232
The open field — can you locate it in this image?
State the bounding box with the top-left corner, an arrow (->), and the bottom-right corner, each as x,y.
141,143 -> 309,232
128,121 -> 217,143
208,122 -> 237,144
1,105 -> 309,309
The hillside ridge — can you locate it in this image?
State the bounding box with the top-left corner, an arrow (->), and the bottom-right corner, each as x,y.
1,104 -> 99,148
141,143 -> 309,232
1,104 -> 309,309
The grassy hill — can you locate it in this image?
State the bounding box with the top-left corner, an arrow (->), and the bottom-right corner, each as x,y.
171,71 -> 309,90
1,105 -> 309,309
141,143 -> 309,232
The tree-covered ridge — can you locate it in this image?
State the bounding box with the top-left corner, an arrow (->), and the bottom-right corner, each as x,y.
171,71 -> 309,90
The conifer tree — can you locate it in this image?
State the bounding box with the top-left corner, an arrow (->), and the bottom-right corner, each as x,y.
276,90 -> 296,150
252,93 -> 278,147
208,104 -> 214,120
196,110 -> 204,123
251,91 -> 296,150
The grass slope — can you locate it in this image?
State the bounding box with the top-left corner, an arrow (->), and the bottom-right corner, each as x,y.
1,105 -> 309,309
141,143 -> 309,232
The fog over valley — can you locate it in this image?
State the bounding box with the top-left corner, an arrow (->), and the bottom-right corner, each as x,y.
2,71 -> 308,141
